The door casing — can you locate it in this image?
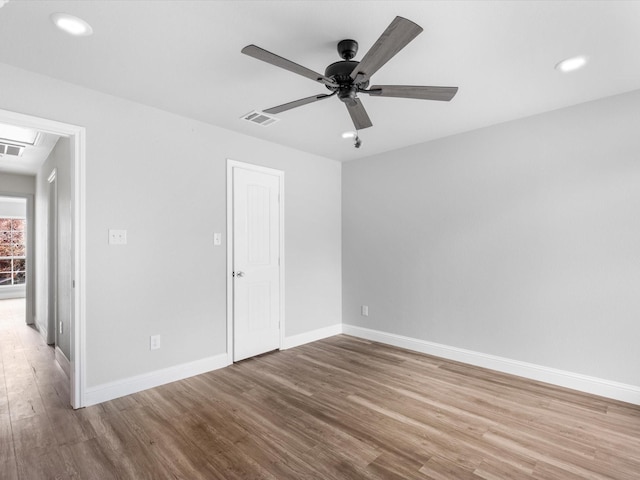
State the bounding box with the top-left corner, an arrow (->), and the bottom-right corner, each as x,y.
47,168 -> 58,346
0,108 -> 86,409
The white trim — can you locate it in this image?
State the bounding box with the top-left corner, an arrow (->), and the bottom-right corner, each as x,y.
343,324 -> 640,406
0,285 -> 26,300
0,108 -> 86,409
55,345 -> 70,378
47,168 -> 58,346
83,353 -> 230,407
226,159 -> 285,363
74,120 -> 87,410
34,316 -> 47,340
0,197 -> 28,204
282,323 -> 343,350
226,163 -> 233,364
25,195 -> 34,326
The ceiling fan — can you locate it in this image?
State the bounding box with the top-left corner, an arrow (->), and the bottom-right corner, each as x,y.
241,16 -> 458,131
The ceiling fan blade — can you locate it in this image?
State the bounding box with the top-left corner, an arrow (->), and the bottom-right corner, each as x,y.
346,98 -> 373,130
367,85 -> 458,101
242,45 -> 337,87
263,93 -> 335,114
350,16 -> 423,84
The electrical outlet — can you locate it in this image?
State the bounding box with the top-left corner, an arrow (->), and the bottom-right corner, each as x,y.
150,334 -> 161,350
361,305 -> 369,316
108,229 -> 127,245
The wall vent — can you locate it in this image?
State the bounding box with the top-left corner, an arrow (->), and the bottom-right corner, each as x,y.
241,110 -> 279,127
0,142 -> 25,157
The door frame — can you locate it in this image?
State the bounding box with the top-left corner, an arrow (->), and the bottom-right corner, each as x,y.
47,168 -> 58,346
226,159 -> 285,363
0,108 -> 86,409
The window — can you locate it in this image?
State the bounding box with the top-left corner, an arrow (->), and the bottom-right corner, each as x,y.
0,217 -> 26,286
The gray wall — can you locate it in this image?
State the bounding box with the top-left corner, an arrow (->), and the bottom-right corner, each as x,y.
0,62 -> 341,388
35,137 -> 72,358
0,172 -> 35,194
343,89 -> 640,386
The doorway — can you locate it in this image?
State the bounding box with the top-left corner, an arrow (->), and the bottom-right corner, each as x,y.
227,160 -> 284,362
0,108 -> 86,408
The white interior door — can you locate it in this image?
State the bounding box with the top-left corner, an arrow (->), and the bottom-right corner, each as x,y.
232,165 -> 282,361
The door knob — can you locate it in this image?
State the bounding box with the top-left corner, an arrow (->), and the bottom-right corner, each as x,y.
235,271 -> 245,278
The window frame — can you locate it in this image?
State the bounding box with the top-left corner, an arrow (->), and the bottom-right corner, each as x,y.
0,215 -> 27,287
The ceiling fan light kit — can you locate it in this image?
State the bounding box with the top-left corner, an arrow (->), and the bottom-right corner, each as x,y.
241,16 -> 458,138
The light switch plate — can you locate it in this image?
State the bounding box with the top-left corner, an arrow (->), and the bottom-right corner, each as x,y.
213,232 -> 222,246
150,334 -> 161,350
108,229 -> 127,245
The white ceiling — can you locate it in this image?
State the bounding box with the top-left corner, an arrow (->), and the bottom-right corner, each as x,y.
1,1 -> 639,162
0,130 -> 59,175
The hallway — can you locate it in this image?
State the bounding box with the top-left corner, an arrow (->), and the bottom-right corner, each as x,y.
0,298 -> 71,479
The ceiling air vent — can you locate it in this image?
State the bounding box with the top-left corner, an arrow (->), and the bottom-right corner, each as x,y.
241,110 -> 279,127
0,142 -> 25,157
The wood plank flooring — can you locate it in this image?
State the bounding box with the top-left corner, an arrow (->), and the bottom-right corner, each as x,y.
1,298 -> 639,479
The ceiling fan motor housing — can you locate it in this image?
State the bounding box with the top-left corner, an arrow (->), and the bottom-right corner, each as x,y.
325,59 -> 369,102
325,39 -> 371,103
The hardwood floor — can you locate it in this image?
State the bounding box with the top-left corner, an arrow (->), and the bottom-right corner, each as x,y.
1,298 -> 639,479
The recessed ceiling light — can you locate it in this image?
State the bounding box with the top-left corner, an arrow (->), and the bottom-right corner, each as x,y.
555,55 -> 588,73
51,13 -> 93,36
341,131 -> 356,139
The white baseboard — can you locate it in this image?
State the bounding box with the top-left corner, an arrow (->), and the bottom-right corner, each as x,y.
282,323 -> 343,350
55,346 -> 70,378
84,323 -> 342,407
0,286 -> 26,300
34,320 -> 48,342
82,324 -> 639,407
343,324 -> 640,406
83,353 -> 231,407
